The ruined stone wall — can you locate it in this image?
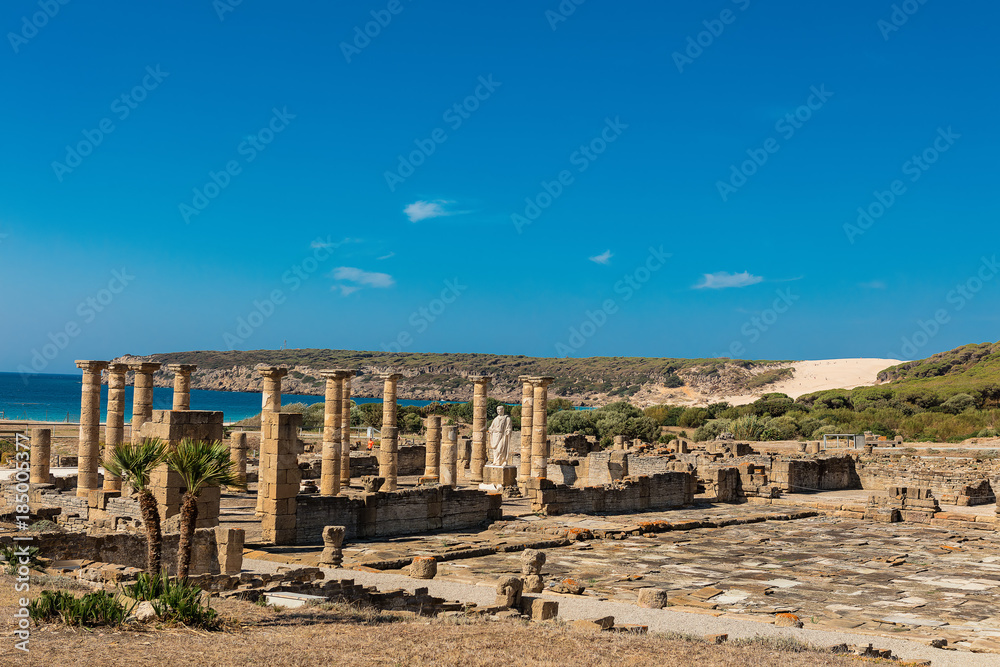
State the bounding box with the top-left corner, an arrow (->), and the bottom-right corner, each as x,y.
0,526 -> 242,576
527,472 -> 696,516
549,434 -> 596,458
856,456 -> 997,506
770,455 -> 861,493
586,451 -> 629,485
294,486 -> 503,543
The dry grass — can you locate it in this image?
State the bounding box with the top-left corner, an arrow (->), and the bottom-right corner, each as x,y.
0,574 -> 857,666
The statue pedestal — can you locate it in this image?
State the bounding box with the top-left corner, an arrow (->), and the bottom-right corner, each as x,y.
482,464 -> 517,488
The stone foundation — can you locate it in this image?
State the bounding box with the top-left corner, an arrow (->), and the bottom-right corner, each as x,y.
526,472 -> 696,516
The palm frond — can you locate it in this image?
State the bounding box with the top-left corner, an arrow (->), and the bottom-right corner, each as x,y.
102,439 -> 167,493
165,439 -> 245,496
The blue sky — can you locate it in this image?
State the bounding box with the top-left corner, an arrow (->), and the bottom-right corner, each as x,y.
2,0 -> 998,375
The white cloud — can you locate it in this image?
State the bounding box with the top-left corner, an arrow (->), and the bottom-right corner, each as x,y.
589,250 -> 613,265
377,251 -> 395,260
334,285 -> 361,296
330,266 -> 394,295
310,236 -> 355,249
404,200 -> 456,222
694,271 -> 763,289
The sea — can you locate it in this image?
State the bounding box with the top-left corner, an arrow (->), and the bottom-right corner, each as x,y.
0,372 -> 438,424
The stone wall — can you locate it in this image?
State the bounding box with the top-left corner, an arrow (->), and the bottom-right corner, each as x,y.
526,472 -> 696,516
294,486 -> 502,543
856,455 -> 997,506
770,455 -> 861,493
0,526 -> 243,576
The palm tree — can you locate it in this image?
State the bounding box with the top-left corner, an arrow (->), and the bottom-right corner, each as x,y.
165,439 -> 244,578
102,439 -> 167,574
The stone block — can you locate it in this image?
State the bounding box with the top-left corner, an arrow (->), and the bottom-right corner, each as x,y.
520,597 -> 558,621
495,576 -> 523,608
637,588 -> 669,609
409,556 -> 437,580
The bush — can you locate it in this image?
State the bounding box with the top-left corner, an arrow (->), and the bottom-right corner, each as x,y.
150,576 -> 218,627
693,419 -> 731,442
731,414 -> 768,440
29,589 -> 135,627
942,393 -> 977,414
678,408 -> 709,428
1,545 -> 42,574
548,410 -> 597,436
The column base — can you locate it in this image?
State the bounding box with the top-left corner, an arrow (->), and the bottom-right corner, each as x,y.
483,464 -> 517,487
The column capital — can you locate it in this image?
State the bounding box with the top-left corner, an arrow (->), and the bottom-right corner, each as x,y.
75,360 -> 108,372
379,372 -> 404,381
257,366 -> 289,380
529,375 -> 555,387
166,363 -> 198,374
335,368 -> 359,376
320,370 -> 351,380
128,361 -> 162,373
469,374 -> 493,384
107,362 -> 130,374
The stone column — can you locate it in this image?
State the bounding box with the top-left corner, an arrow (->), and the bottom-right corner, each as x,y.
129,362 -> 162,444
469,375 -> 492,483
103,363 -> 129,491
259,366 -> 288,413
339,370 -> 356,485
319,371 -> 345,495
29,428 -> 51,484
256,367 -> 288,515
518,376 -> 534,484
168,363 -> 197,411
441,425 -> 458,488
75,360 -> 108,497
378,373 -> 403,491
230,431 -> 247,486
530,377 -> 554,479
423,416 -> 441,482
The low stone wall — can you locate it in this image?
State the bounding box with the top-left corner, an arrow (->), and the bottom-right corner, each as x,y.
857,456 -> 997,506
294,486 -> 502,543
770,455 -> 861,493
527,472 -> 696,516
0,526 -> 243,576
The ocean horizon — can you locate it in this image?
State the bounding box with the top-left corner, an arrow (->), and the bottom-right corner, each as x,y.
0,371 -> 439,423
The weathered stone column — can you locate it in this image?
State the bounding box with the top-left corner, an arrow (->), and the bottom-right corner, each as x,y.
168,363 -> 197,411
319,371 -> 345,495
530,377 -> 554,479
469,375 -> 492,483
378,373 -> 403,491
30,428 -> 51,484
75,360 -> 108,497
129,362 -> 162,444
339,369 -> 356,485
230,431 -> 248,486
441,425 -> 458,488
256,367 -> 288,515
103,363 -> 129,491
259,366 -> 288,413
518,376 -> 534,484
423,415 -> 441,482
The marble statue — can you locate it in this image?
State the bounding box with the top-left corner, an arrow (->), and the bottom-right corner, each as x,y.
487,405 -> 513,466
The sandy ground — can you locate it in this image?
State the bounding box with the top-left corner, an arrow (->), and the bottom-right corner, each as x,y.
725,358 -> 901,405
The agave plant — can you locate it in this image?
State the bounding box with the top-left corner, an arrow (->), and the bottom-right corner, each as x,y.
103,439 -> 167,574
165,439 -> 244,578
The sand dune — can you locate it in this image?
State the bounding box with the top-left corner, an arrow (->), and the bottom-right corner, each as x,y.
724,358 -> 901,406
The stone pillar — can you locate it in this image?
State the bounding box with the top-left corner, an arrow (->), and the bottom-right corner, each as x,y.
103,363 -> 129,491
422,416 -> 441,482
518,376 -> 534,484
259,411 -> 302,544
319,371 -> 345,496
530,377 -> 554,479
75,360 -> 108,497
469,375 -> 492,483
230,431 -> 248,486
168,363 -> 197,411
29,428 -> 51,484
256,367 -> 288,515
441,425 -> 458,488
339,370 -> 356,485
259,366 -> 288,413
378,373 -> 402,491
129,362 -> 162,444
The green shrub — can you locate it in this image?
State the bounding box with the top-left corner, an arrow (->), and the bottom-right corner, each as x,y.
149,576 -> 218,627
29,589 -> 135,627
678,408 -> 709,428
0,545 -> 42,574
